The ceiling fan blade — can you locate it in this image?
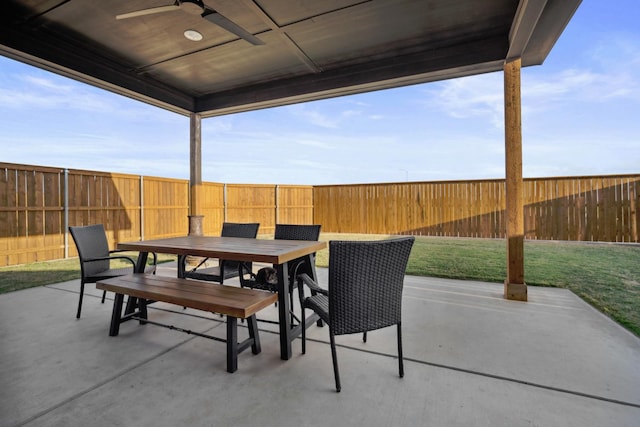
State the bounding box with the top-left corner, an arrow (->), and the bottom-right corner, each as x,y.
116,4 -> 180,20
202,10 -> 264,45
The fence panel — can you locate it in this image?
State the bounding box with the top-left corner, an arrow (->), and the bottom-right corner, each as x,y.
143,176 -> 189,240
66,169 -> 143,256
226,184 -> 276,235
201,182 -> 225,236
0,164 -> 64,266
276,185 -> 314,225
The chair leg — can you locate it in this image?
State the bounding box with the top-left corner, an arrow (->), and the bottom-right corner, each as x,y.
363,331 -> 367,342
177,255 -> 186,278
76,282 -> 85,319
301,306 -> 307,354
329,330 -> 341,392
101,290 -> 107,304
397,322 -> 404,378
289,290 -> 296,325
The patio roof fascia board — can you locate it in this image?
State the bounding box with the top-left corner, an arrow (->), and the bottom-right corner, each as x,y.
520,0 -> 582,67
195,35 -> 509,117
196,60 -> 506,118
507,0 -> 549,62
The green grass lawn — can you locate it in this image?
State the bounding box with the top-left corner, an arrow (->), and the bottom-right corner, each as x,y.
315,234 -> 640,337
0,253 -> 177,294
2,235 -> 639,337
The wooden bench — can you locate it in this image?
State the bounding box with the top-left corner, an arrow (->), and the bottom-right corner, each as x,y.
96,274 -> 278,373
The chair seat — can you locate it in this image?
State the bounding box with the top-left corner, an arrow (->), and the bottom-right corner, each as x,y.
87,265 -> 155,282
241,278 -> 277,292
184,265 -> 238,282
303,294 -> 329,324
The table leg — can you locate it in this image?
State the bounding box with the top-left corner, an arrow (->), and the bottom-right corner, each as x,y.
109,293 -> 124,336
276,262 -> 292,360
135,251 -> 149,273
123,251 -> 150,318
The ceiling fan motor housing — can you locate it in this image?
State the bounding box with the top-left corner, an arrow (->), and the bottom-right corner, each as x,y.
180,0 -> 206,15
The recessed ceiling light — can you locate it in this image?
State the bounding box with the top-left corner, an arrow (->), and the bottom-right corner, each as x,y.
184,29 -> 203,41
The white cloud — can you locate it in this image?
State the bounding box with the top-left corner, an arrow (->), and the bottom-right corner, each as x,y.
285,103 -> 365,129
295,138 -> 333,149
368,114 -> 386,120
0,65 -> 184,127
425,51 -> 640,130
0,73 -> 114,112
425,72 -> 504,129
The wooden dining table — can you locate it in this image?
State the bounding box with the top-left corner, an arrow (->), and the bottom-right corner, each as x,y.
117,235 -> 327,360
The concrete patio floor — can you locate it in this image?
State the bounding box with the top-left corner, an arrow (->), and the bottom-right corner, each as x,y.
1,262 -> 639,427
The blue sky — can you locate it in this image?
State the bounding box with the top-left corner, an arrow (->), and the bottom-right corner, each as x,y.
1,1 -> 638,185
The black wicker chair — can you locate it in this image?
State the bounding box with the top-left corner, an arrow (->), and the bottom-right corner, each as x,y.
69,224 -> 157,319
181,222 -> 259,284
239,224 -> 321,323
297,236 -> 415,392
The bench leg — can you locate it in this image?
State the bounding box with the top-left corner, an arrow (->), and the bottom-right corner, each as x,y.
227,316 -> 238,373
247,315 -> 261,355
109,293 -> 124,336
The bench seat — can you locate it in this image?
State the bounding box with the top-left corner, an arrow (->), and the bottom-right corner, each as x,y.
97,274 -> 278,373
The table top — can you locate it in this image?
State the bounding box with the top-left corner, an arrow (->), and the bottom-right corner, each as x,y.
117,235 -> 326,264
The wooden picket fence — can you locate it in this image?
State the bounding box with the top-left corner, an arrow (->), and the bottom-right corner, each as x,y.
313,175 -> 640,241
0,163 -> 313,266
1,162 -> 638,267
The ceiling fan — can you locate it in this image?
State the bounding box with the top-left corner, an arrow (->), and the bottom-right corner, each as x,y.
116,0 -> 264,45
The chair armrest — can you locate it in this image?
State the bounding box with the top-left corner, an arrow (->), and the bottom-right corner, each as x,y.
297,273 -> 328,295
109,250 -> 158,266
85,255 -> 136,266
149,252 -> 157,266
239,262 -> 255,276
238,262 -> 257,287
85,255 -> 136,268
288,258 -> 306,285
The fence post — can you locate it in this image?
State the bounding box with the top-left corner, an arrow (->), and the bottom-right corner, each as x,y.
632,179 -> 638,242
140,175 -> 144,241
275,184 -> 279,225
64,168 -> 69,259
223,183 -> 227,221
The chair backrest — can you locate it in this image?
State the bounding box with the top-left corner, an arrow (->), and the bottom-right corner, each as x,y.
69,224 -> 110,277
274,224 -> 321,241
220,222 -> 260,238
328,236 -> 415,336
219,223 -> 260,270
275,224 -> 322,281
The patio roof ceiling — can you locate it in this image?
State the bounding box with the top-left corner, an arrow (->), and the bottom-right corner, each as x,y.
1,0 -> 581,118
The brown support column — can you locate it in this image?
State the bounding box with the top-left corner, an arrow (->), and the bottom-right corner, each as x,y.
504,58 -> 527,301
189,113 -> 204,236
